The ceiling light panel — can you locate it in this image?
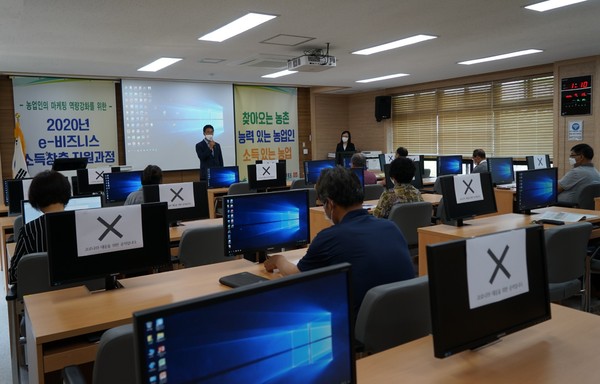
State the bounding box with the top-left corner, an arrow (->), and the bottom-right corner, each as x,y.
352,35 -> 437,55
199,13 -> 277,42
458,49 -> 543,65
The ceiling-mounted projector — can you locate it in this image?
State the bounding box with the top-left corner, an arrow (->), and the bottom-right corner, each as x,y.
287,55 -> 336,72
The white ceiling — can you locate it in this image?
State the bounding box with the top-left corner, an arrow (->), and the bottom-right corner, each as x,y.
2,0 -> 600,94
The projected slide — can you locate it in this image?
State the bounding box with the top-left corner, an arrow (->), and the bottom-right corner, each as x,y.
122,80 -> 235,171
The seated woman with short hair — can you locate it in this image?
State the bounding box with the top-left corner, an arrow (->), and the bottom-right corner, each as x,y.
373,157 -> 424,219
9,170 -> 71,285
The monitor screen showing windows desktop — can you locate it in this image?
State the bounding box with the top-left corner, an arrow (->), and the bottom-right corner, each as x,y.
426,225 -> 550,358
207,166 -> 240,189
515,168 -> 558,214
336,151 -> 355,168
103,171 -> 143,203
133,263 -> 356,384
351,168 -> 365,192
437,155 -> 463,176
143,181 -> 209,225
486,157 -> 514,185
223,189 -> 310,257
439,172 -> 497,226
22,194 -> 103,224
304,160 -> 336,186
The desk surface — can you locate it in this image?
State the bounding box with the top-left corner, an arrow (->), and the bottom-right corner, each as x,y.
357,304 -> 599,383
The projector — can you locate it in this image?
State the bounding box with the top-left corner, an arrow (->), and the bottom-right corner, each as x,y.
287,55 -> 336,72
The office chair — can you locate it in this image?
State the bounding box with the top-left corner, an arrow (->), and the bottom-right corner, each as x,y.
355,276 -> 431,355
62,324 -> 136,384
290,178 -> 307,189
577,183 -> 600,210
214,182 -> 256,217
364,184 -> 384,201
388,202 -> 433,259
545,222 -> 592,310
178,224 -> 229,267
11,215 -> 23,242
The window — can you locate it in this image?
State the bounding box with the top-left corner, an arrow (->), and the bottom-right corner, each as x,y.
392,75 -> 554,158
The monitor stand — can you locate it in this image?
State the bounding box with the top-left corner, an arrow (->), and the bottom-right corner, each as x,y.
104,274 -> 124,290
243,251 -> 268,263
170,220 -> 184,227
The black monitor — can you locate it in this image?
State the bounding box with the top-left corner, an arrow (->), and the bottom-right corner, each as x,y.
76,168 -> 114,195
526,155 -> 552,170
103,171 -> 143,203
143,182 -> 209,225
411,160 -> 424,190
6,178 -> 33,215
46,202 -> 171,290
437,155 -> 463,176
207,166 -> 240,189
427,225 -> 550,358
133,263 -> 356,384
406,154 -> 425,176
304,160 -> 336,186
378,153 -> 396,172
247,163 -> 287,191
351,168 -> 365,192
486,157 -> 515,185
22,194 -> 103,224
515,168 -> 558,214
383,164 -> 393,190
3,179 -> 10,206
51,157 -> 88,171
439,172 -> 497,226
336,151 -> 356,168
224,189 -> 310,258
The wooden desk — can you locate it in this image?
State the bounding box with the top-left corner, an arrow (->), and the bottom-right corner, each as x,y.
24,248 -> 305,383
357,304 -> 599,383
417,206 -> 600,276
206,187 -> 229,218
595,196 -> 600,210
0,216 -> 16,283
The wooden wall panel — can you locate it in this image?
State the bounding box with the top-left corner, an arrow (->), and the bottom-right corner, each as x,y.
312,93 -> 349,160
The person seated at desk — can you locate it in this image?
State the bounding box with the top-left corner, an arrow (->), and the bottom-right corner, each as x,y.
395,146 -> 408,158
9,170 -> 71,285
472,148 -> 487,173
335,130 -> 356,152
264,167 -> 415,313
373,157 -> 424,218
124,164 -> 163,205
558,143 -> 600,205
351,153 -> 377,185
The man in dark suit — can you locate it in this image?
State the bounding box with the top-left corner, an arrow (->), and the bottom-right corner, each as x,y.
195,124 -> 224,180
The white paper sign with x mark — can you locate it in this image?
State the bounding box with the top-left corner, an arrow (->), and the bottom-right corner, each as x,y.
158,182 -> 195,210
256,163 -> 277,181
75,205 -> 144,257
453,173 -> 484,204
466,228 -> 529,309
87,166 -> 111,185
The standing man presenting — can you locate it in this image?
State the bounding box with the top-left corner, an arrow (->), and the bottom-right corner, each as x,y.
196,124 -> 224,180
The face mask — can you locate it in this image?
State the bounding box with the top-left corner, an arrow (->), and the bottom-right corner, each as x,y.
569,157 -> 576,167
205,135 -> 213,141
342,137 -> 349,143
323,200 -> 334,224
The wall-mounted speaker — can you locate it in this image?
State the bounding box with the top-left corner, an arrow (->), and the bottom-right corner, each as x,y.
375,96 -> 392,122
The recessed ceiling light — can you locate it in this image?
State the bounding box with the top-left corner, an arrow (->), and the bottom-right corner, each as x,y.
356,73 -> 409,83
199,13 -> 277,42
261,70 -> 298,79
525,0 -> 587,12
137,58 -> 182,72
352,35 -> 437,55
458,49 -> 543,65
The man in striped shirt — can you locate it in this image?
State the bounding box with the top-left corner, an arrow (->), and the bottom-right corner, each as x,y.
8,170 -> 71,285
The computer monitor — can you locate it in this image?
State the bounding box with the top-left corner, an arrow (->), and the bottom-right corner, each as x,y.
46,202 -> 171,290
437,155 -> 463,176
406,154 -> 425,176
3,179 -> 10,206
6,178 -> 34,215
439,172 -> 497,226
224,189 -> 310,258
515,168 -> 558,214
351,168 -> 365,192
411,160 -> 424,190
207,166 -> 240,189
51,157 -> 89,171
486,157 -> 515,185
426,225 -> 550,358
143,182 -> 209,225
304,160 -> 336,186
526,155 -> 551,170
76,167 -> 114,195
336,151 -> 356,168
103,171 -> 143,204
247,163 -> 287,191
22,194 -> 103,224
133,263 -> 356,384
378,153 -> 396,172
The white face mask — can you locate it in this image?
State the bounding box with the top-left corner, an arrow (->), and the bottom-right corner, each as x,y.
341,137 -> 349,143
569,157 -> 577,167
323,200 -> 334,225
205,134 -> 213,141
